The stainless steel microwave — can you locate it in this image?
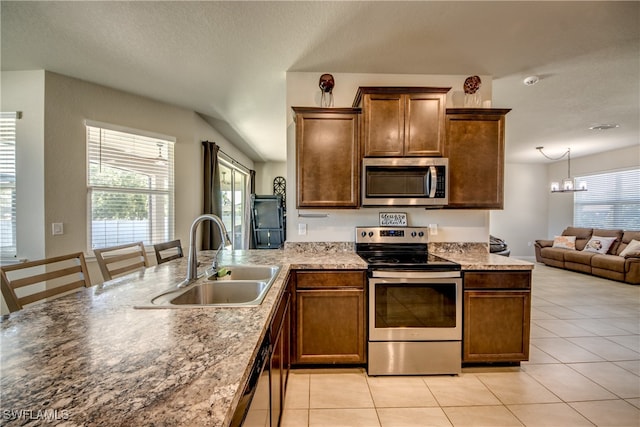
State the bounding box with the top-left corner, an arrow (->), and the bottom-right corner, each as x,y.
362,157 -> 449,206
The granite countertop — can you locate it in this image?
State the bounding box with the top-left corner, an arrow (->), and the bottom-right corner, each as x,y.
0,246 -> 532,426
0,249 -> 366,427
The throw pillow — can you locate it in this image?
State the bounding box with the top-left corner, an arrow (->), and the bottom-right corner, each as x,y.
620,239 -> 640,258
582,236 -> 617,254
552,235 -> 576,250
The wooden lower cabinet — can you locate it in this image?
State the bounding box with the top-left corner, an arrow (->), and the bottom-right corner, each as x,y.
293,270 -> 366,365
268,277 -> 291,427
463,271 -> 531,363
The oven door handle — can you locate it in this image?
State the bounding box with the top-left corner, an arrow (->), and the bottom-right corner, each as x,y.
371,270 -> 460,279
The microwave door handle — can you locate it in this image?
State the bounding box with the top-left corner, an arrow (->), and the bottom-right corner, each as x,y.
428,166 -> 437,197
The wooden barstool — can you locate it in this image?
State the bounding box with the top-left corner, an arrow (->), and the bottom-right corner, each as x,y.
93,242 -> 148,281
1,252 -> 91,314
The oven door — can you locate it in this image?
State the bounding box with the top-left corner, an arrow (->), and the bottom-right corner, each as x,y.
369,272 -> 462,342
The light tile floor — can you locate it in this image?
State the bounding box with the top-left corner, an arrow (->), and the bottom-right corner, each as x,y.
282,264 -> 640,427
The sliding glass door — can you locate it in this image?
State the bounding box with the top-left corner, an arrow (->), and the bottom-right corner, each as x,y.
219,159 -> 248,249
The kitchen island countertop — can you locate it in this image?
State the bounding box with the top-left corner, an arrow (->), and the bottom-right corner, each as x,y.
0,247 -> 531,426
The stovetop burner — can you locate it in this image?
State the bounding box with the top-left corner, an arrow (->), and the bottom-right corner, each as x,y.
355,226 -> 461,271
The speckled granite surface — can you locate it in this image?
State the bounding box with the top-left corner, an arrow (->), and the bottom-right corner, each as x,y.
0,246 -> 531,426
0,249 -> 366,427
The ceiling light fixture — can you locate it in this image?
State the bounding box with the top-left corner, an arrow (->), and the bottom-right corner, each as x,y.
523,76 -> 539,86
588,123 -> 619,131
536,146 -> 587,193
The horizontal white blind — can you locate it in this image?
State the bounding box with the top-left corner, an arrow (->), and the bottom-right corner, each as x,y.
0,112 -> 18,257
574,168 -> 640,230
87,124 -> 175,250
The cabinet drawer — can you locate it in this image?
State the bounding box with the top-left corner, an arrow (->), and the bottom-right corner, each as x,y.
296,270 -> 365,289
464,271 -> 531,290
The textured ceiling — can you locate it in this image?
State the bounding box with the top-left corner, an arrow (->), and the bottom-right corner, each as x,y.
1,1 -> 638,163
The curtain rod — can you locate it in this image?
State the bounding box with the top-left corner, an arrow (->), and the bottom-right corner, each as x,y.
203,141 -> 252,172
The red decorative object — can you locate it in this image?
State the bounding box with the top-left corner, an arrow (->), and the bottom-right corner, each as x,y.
463,76 -> 481,94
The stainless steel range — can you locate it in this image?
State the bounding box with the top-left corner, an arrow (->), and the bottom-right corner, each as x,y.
356,226 -> 462,376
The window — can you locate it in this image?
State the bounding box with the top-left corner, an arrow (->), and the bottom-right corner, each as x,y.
574,168 -> 640,229
86,121 -> 175,250
0,112 -> 18,258
219,157 -> 248,249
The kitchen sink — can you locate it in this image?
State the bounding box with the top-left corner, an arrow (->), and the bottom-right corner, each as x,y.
169,280 -> 270,305
139,265 -> 281,308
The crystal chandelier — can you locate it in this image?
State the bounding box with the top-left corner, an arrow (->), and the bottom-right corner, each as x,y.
536,146 -> 587,193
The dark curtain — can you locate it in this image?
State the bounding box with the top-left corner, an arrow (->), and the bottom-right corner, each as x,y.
243,170 -> 256,249
202,141 -> 223,250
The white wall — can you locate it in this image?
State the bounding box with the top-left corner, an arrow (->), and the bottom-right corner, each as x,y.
285,72 -> 494,243
254,161 -> 287,195
490,163 -> 548,259
1,71 -> 47,262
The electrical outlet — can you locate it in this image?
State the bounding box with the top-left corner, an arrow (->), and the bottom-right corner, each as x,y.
527,241 -> 532,247
298,223 -> 307,235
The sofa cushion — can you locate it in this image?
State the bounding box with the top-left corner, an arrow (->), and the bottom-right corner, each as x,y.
620,239 -> 640,258
591,254 -> 626,273
553,235 -> 576,250
617,231 -> 640,255
592,229 -> 624,254
540,247 -> 569,262
582,236 -> 618,254
565,251 -> 597,264
564,251 -> 595,274
563,227 -> 593,251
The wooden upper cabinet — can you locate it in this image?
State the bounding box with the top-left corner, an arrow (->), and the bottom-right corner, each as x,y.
445,108 -> 511,209
354,87 -> 449,157
293,107 -> 360,208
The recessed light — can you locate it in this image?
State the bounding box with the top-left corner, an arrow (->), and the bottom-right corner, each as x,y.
523,76 -> 539,86
589,124 -> 620,130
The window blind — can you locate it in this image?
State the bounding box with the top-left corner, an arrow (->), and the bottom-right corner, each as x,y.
0,112 -> 18,257
86,123 -> 175,250
574,168 -> 640,230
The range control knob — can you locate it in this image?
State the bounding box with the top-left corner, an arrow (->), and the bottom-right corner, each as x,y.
418,231 -> 424,237
368,232 -> 374,237
411,231 -> 417,237
361,231 -> 367,237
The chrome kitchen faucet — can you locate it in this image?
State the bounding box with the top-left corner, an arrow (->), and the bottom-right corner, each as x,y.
181,214 -> 231,286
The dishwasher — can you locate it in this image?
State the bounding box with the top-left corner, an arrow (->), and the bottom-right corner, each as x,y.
230,335 -> 271,427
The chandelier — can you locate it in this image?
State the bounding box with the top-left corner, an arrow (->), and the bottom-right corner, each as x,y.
536,147 -> 587,193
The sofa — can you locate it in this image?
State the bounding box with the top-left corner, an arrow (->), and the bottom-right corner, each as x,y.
535,227 -> 640,285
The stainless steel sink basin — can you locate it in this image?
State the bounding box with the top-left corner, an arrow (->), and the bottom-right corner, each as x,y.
140,264 -> 281,308
170,280 -> 270,305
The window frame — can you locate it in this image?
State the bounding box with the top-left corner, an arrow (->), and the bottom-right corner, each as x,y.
85,120 -> 176,251
573,167 -> 640,230
0,112 -> 19,260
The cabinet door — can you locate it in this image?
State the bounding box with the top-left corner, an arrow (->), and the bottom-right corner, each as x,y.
362,93 -> 405,157
463,290 -> 530,363
445,109 -> 510,209
296,289 -> 365,364
405,92 -> 446,157
294,108 -> 360,208
270,327 -> 282,427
